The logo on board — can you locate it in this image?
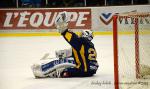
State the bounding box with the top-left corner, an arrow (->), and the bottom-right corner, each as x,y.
99,13 -> 113,25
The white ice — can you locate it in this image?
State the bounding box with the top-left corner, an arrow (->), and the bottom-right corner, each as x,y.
0,36 -> 115,89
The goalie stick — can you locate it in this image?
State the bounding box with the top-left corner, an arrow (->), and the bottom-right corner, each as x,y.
40,53 -> 50,60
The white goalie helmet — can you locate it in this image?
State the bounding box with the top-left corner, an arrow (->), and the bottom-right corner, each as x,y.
81,30 -> 94,41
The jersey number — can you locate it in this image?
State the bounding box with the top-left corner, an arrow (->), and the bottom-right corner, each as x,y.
88,48 -> 97,60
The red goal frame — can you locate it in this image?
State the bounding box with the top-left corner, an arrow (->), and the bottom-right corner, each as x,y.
112,14 -> 142,89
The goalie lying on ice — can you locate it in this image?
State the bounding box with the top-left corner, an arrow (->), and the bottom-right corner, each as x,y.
31,11 -> 99,78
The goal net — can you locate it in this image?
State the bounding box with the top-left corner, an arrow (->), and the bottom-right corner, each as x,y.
113,12 -> 150,89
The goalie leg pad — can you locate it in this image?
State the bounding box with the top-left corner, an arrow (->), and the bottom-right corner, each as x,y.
31,57 -> 75,78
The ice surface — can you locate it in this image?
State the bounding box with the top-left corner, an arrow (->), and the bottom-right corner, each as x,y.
0,36 -> 114,89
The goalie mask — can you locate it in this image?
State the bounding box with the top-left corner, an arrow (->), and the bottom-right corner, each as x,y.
81,30 -> 94,41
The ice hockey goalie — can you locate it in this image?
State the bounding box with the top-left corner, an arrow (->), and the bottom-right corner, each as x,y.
31,11 -> 99,78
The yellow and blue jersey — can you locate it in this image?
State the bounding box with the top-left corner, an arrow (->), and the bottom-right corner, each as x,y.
61,29 -> 98,73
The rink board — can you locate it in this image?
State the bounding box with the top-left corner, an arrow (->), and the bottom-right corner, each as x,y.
0,5 -> 150,37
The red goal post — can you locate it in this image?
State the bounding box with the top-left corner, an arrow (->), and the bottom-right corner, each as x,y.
113,12 -> 150,89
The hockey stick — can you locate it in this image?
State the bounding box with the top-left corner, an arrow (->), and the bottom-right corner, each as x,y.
40,53 -> 50,60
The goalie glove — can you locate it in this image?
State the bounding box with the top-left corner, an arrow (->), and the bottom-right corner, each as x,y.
55,11 -> 69,33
